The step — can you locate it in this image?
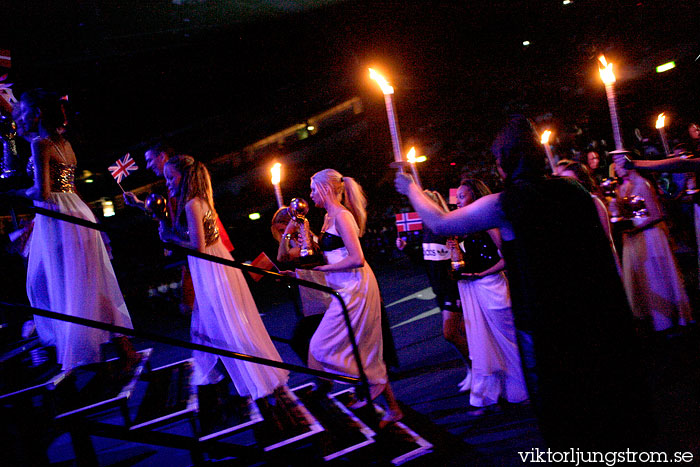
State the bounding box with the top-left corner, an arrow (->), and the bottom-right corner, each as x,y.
293,382 -> 376,461
129,358 -> 197,430
332,388 -> 434,465
253,385 -> 324,451
196,391 -> 263,442
0,339 -> 62,397
53,348 -> 152,422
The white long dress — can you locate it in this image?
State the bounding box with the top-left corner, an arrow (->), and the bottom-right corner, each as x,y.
456,239 -> 528,407
28,160 -> 133,371
307,214 -> 387,399
187,211 -> 288,398
621,178 -> 693,331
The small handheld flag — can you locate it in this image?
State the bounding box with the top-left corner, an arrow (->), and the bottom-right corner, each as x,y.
247,252 -> 279,282
108,153 -> 139,191
395,212 -> 423,233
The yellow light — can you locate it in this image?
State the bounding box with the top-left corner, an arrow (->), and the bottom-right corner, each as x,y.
406,147 -> 416,163
307,125 -> 315,131
415,155 -> 427,163
655,113 -> 666,129
248,212 -> 261,221
540,130 -> 552,145
102,199 -> 115,217
270,162 -> 281,185
369,68 -> 394,95
85,178 -> 94,184
598,55 -> 616,85
656,61 -> 676,73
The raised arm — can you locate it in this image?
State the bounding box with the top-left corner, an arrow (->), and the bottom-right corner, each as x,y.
123,192 -> 146,210
614,152 -> 700,173
395,172 -> 511,238
277,218 -> 302,263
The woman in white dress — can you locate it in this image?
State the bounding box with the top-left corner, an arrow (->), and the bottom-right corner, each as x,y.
158,155 -> 288,399
615,164 -> 693,332
308,168 -> 402,424
452,179 -> 528,409
10,89 -> 136,371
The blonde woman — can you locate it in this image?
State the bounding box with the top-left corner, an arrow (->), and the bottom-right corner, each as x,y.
158,155 -> 288,400
308,169 -> 402,425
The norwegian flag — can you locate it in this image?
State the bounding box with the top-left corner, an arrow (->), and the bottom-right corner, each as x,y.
108,153 -> 139,184
396,212 -> 423,232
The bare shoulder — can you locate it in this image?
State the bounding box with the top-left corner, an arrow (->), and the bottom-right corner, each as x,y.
185,197 -> 208,214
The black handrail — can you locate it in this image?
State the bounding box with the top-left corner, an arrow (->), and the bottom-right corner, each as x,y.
0,302 -> 357,384
28,206 -> 373,403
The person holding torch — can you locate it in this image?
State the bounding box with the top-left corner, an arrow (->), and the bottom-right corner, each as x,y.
397,115 -> 651,449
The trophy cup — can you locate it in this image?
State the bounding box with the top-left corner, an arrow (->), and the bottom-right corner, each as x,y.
288,197 -> 324,267
447,237 -> 465,278
145,193 -> 169,222
600,177 -> 619,199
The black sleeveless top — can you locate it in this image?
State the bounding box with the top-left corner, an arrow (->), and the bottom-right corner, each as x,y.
459,231 -> 500,274
319,232 -> 345,251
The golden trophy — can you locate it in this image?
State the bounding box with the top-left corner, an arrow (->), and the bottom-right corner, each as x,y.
288,197 -> 325,267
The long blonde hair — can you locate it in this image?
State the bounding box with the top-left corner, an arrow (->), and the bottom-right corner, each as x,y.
424,190 -> 449,213
311,168 -> 367,236
165,155 -> 216,232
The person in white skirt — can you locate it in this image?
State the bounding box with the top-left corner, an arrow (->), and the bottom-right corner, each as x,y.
9,89 -> 138,372
451,178 -> 528,409
307,168 -> 402,426
615,164 -> 693,333
158,155 -> 288,400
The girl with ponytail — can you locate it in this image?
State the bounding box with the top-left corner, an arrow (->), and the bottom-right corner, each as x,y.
159,155 -> 288,404
308,169 -> 403,426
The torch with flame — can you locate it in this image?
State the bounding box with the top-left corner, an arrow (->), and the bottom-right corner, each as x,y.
270,162 -> 283,208
369,68 -> 405,173
540,130 -> 557,173
405,147 -> 423,188
598,55 -> 623,150
655,113 -> 671,156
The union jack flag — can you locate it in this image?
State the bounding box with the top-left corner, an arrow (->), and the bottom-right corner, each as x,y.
396,212 -> 423,232
108,153 -> 139,184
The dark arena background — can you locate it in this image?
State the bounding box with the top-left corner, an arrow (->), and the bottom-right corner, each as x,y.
1,1 -> 700,465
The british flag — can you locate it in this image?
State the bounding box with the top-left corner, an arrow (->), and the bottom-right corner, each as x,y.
108,153 -> 139,184
396,212 -> 423,232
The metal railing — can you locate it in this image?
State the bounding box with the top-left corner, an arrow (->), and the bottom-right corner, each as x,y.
9,205 -> 373,403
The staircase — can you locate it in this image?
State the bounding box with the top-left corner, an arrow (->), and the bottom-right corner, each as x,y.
1,343 -> 435,466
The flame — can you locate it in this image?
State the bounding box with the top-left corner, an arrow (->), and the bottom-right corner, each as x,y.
540,130 -> 552,145
270,162 -> 281,185
369,68 -> 394,95
655,113 -> 666,129
598,55 -> 616,85
406,147 -> 416,163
